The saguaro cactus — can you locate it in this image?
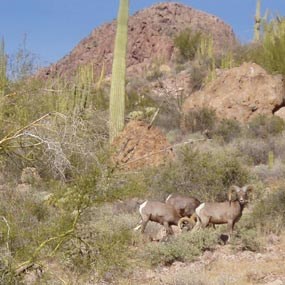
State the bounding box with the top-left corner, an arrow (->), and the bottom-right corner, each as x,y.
109,0 -> 129,142
254,0 -> 261,41
0,38 -> 7,95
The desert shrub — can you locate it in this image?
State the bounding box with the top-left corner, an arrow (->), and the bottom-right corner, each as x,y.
174,29 -> 203,62
189,64 -> 208,91
213,119 -> 242,143
231,227 -> 262,252
253,160 -> 285,182
146,66 -> 163,81
0,107 -> 109,181
64,225 -> 132,278
147,147 -> 249,201
125,88 -> 156,114
7,36 -> 40,82
163,272 -> 207,285
0,183 -> 79,269
153,97 -> 182,131
247,19 -> 285,75
143,229 -> 217,266
0,259 -> 21,285
247,114 -> 285,139
98,172 -> 148,203
183,107 -> 217,133
249,188 -> 285,234
63,209 -> 138,280
236,138 -> 272,165
271,136 -> 285,161
232,19 -> 285,76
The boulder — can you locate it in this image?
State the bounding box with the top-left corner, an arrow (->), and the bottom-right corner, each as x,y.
274,107 -> 285,121
182,63 -> 285,123
112,120 -> 174,170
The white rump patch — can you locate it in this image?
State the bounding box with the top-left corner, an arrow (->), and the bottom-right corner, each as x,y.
134,225 -> 142,231
165,194 -> 172,202
139,200 -> 148,215
195,203 -> 205,217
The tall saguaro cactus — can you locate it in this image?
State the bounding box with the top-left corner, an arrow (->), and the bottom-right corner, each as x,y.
254,0 -> 261,41
109,0 -> 129,143
0,38 -> 7,95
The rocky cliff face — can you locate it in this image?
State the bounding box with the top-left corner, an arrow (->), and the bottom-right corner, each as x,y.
38,2 -> 237,79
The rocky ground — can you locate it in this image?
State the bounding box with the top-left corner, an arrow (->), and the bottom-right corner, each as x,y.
126,233 -> 285,285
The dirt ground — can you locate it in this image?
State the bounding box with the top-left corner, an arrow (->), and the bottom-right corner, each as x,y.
122,234 -> 285,285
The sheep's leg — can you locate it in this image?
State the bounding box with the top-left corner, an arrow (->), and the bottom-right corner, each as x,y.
193,216 -> 210,232
133,220 -> 142,231
140,215 -> 150,233
201,216 -> 211,229
192,219 -> 202,232
164,222 -> 174,235
226,220 -> 234,242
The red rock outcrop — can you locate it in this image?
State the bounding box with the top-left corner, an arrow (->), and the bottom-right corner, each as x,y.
112,120 -> 174,170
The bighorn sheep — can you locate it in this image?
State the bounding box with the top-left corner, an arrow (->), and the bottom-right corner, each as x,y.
194,185 -> 254,237
165,194 -> 201,217
134,200 -> 195,235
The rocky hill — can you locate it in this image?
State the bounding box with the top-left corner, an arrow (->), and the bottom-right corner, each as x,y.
38,2 -> 237,79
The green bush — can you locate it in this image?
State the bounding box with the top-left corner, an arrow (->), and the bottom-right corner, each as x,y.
189,64 -> 208,91
232,19 -> 285,76
253,160 -> 285,182
63,209 -> 138,280
251,18 -> 285,75
237,139 -> 271,165
153,97 -> 182,131
231,227 -> 262,252
99,172 -> 148,202
147,147 -> 249,201
183,107 -> 217,133
250,188 -> 285,234
174,29 -> 203,62
143,229 -> 217,266
214,119 -> 242,143
0,259 -> 21,285
247,115 -> 285,139
64,226 -> 132,277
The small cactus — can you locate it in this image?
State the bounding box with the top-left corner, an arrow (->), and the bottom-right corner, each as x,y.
268,150 -> 274,169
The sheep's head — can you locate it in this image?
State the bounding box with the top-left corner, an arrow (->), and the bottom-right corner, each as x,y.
228,185 -> 254,205
178,216 -> 196,232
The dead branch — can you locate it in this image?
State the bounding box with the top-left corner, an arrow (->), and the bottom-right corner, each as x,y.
0,113 -> 52,146
148,107 -> 160,129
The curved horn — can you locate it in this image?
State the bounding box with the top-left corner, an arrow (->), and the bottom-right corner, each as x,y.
242,185 -> 254,193
228,185 -> 240,205
178,216 -> 196,231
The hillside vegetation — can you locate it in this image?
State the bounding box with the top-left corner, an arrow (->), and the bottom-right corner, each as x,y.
0,4 -> 285,285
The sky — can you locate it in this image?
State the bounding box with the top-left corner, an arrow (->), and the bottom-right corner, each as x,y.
1,0 -> 285,67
